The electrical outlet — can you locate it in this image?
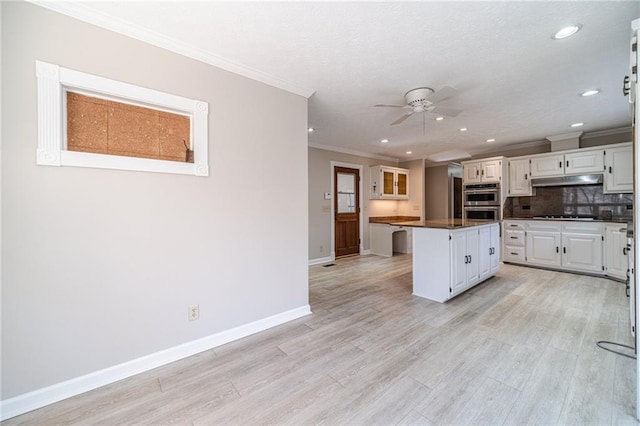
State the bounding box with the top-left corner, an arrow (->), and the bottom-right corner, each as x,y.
189,304 -> 199,321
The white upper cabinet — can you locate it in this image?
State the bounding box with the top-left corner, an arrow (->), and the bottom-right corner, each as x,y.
462,157 -> 504,185
482,160 -> 502,182
529,149 -> 604,178
604,144 -> 633,193
564,149 -> 604,175
463,162 -> 483,184
370,166 -> 409,199
529,153 -> 565,177
507,158 -> 532,196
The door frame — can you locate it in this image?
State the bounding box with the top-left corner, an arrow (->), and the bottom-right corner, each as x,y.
330,161 -> 364,260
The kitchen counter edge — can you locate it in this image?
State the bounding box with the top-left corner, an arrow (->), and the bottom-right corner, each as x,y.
392,219 -> 499,230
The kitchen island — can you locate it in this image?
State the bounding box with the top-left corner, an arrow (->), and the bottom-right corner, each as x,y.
395,219 -> 501,302
369,216 -> 420,257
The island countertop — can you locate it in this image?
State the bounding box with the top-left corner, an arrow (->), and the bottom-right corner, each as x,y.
392,219 -> 499,229
369,216 -> 421,224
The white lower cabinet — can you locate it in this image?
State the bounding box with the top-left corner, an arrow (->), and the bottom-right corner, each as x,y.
413,222 -> 500,302
503,220 -> 627,278
478,224 -> 500,281
450,227 -> 480,295
527,230 -> 562,267
562,230 -> 603,274
604,224 -> 629,280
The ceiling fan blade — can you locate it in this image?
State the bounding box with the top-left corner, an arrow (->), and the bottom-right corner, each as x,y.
430,106 -> 463,117
426,86 -> 458,103
391,111 -> 414,125
374,104 -> 407,108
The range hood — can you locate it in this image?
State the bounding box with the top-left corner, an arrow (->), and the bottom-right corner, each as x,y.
530,174 -> 603,187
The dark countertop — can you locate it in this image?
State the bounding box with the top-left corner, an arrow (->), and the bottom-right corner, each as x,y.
392,219 -> 499,229
369,216 -> 421,224
504,217 -> 631,224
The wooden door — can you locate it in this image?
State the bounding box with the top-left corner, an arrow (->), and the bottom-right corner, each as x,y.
335,166 -> 360,257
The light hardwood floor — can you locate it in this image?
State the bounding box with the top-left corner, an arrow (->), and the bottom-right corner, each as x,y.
4,255 -> 638,425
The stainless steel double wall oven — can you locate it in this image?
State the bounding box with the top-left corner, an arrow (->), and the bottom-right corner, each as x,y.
463,183 -> 501,220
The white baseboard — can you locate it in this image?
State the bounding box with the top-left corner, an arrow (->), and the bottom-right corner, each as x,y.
0,305 -> 312,421
361,249 -> 371,255
308,256 -> 333,266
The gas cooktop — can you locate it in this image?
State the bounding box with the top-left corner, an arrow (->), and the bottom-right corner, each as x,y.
532,215 -> 596,221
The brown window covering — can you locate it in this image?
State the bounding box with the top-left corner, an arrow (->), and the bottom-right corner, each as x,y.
67,92 -> 192,163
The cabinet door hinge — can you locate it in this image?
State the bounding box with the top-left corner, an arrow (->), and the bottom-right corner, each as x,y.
449,287 -> 452,293
449,235 -> 452,240
602,265 -> 605,271
359,238 -> 361,244
602,236 -> 604,241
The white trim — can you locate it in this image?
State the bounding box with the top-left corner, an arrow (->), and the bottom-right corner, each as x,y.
27,1 -> 314,99
361,249 -> 371,255
308,256 -> 334,266
36,60 -> 209,176
330,161 -> 364,259
310,143 -> 400,163
0,305 -> 311,421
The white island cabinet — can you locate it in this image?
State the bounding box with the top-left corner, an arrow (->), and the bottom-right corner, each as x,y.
411,221 -> 500,302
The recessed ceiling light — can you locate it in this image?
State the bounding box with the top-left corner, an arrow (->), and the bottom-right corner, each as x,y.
435,117 -> 444,121
307,127 -> 314,133
406,151 -> 412,154
571,122 -> 584,127
580,89 -> 600,97
552,24 -> 582,40
459,128 -> 468,132
381,139 -> 389,143
486,138 -> 495,143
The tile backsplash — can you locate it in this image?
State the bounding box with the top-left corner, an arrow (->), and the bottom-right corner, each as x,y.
504,185 -> 633,220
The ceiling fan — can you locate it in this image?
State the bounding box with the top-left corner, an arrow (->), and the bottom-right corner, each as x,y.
374,86 -> 463,126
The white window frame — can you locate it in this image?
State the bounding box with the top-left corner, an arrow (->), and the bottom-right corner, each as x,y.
36,60 -> 209,176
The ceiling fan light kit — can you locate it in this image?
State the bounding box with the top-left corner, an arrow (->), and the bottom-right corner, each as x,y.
374,85 -> 464,128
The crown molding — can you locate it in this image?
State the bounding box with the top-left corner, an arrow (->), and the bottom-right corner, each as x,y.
465,139 -> 550,158
27,1 -> 315,99
308,143 -> 399,163
582,126 -> 632,139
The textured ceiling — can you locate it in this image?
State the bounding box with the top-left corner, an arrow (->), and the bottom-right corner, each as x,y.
35,1 -> 640,161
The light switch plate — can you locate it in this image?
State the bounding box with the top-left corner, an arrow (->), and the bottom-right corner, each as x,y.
324,192 -> 332,200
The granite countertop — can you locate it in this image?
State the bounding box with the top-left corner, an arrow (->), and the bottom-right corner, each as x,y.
369,216 -> 421,224
392,219 -> 499,229
504,217 -> 631,224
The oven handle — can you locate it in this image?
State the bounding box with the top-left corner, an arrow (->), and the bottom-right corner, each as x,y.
464,189 -> 499,194
463,206 -> 500,210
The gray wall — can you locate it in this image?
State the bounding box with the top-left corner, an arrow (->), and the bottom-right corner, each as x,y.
308,148 -> 424,261
2,2 -> 308,399
424,165 -> 450,220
